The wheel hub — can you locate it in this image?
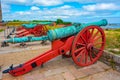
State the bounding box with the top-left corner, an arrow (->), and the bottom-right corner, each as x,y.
87,43 -> 93,50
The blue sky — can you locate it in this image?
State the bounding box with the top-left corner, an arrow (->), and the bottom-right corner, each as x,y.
1,0 -> 120,23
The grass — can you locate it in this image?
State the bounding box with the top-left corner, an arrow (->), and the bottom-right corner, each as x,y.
0,29 -> 4,32
105,29 -> 120,55
109,50 -> 120,55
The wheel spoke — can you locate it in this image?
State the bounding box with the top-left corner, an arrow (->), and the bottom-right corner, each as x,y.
93,35 -> 102,42
89,51 -> 93,61
75,47 -> 85,53
76,42 -> 85,46
94,42 -> 104,46
85,50 -> 88,63
91,49 -> 97,58
89,28 -> 94,39
93,30 -> 99,39
80,51 -> 85,63
85,30 -> 90,42
80,35 -> 86,44
76,49 -> 85,59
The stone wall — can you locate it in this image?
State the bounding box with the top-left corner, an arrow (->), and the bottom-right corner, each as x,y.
100,50 -> 120,72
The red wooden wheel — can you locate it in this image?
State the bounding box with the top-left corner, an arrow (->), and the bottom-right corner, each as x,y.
72,25 -> 105,66
16,27 -> 24,31
33,25 -> 46,36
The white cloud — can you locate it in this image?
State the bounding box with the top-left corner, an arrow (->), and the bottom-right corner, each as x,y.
1,0 -> 120,23
32,0 -> 63,6
47,5 -> 94,17
2,0 -> 120,21
3,5 -> 95,20
59,5 -> 72,9
15,11 -> 31,15
1,3 -> 10,13
13,0 -> 27,3
63,0 -> 120,3
31,6 -> 40,10
2,0 -> 120,7
43,15 -> 69,19
83,3 -> 120,11
2,0 -> 28,4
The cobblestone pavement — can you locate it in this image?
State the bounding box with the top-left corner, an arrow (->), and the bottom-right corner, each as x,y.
1,56 -> 120,80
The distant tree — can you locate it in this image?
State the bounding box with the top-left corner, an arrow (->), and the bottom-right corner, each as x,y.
13,20 -> 20,22
2,20 -> 4,22
32,20 -> 40,22
63,22 -> 72,25
56,18 -> 63,24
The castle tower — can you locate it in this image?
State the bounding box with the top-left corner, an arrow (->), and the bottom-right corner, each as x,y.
0,0 -> 2,22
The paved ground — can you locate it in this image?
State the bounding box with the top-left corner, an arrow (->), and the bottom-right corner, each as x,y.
1,56 -> 120,80
0,29 -> 120,80
0,41 -> 51,54
0,28 -> 51,54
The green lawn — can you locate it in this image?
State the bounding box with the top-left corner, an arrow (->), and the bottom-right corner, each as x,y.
0,29 -> 4,32
105,29 -> 120,55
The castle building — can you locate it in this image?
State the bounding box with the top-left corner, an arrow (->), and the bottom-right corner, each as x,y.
0,0 -> 2,22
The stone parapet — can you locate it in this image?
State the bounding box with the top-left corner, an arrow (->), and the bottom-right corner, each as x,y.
100,50 -> 120,72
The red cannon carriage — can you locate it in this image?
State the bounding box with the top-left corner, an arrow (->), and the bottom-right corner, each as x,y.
16,24 -> 47,37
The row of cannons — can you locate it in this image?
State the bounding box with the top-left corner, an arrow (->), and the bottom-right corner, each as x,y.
2,19 -> 108,76
1,21 -> 71,47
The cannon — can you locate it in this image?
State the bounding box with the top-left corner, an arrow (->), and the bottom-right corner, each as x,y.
15,22 -> 69,38
6,22 -> 53,38
15,22 -> 54,37
2,22 -> 64,47
3,19 -> 107,76
15,24 -> 47,37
